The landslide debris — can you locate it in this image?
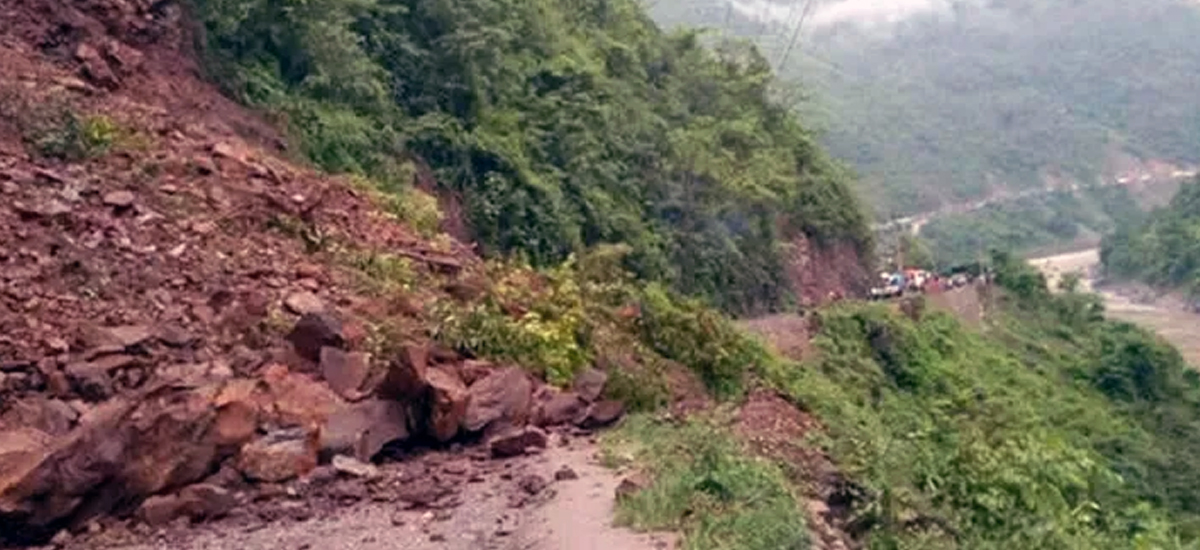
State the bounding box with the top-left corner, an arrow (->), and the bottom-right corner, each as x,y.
0,1 -> 626,544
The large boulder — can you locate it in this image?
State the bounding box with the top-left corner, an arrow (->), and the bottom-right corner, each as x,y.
0,398 -> 78,435
572,368 -> 608,402
260,364 -> 346,428
488,426 -> 548,458
320,347 -> 372,400
0,386 -> 224,544
576,400 -> 626,429
320,399 -> 409,462
377,345 -> 429,401
424,368 -> 469,442
462,367 -> 533,435
532,390 -> 586,428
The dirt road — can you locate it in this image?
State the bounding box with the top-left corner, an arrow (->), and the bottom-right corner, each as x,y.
1029,249 -> 1200,367
77,438 -> 674,550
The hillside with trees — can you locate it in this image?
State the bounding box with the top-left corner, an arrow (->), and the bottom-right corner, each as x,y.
921,185 -> 1146,267
191,0 -> 872,316
1102,178 -> 1200,296
650,0 -> 1200,220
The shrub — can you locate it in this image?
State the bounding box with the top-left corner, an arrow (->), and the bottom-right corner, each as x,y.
606,414 -> 810,550
636,283 -> 768,398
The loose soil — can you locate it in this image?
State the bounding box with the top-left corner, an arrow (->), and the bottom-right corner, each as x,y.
70,434 -> 674,550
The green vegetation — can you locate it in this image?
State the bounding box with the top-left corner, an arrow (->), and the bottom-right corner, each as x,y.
188,0 -> 1200,547
606,414 -> 809,550
760,252 -> 1200,547
1102,178 -> 1200,296
189,0 -> 872,315
0,86 -> 129,161
651,0 -> 1200,218
919,185 -> 1145,266
432,245 -> 770,394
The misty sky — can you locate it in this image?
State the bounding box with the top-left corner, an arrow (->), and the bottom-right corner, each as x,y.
730,0 -> 960,28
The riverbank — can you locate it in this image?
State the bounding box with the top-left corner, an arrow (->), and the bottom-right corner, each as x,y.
1029,249 -> 1200,367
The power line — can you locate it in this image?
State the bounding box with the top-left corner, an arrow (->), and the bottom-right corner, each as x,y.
777,0 -> 816,71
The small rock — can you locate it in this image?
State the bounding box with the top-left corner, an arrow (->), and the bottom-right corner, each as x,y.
284,291 -> 325,316
331,454 -> 379,478
49,529 -> 72,547
554,466 -> 579,481
572,369 -> 608,402
304,465 -> 338,486
178,483 -> 237,520
429,534 -> 446,542
137,494 -> 184,526
0,397 -> 77,435
517,474 -> 547,495
488,426 -> 548,458
13,199 -> 72,219
102,190 -> 135,208
75,43 -> 119,89
396,478 -> 452,508
237,427 -> 319,483
98,325 -> 153,349
156,324 -> 195,347
64,361 -> 113,401
390,511 -> 407,526
615,473 -> 650,501
192,156 -> 217,175
576,400 -> 625,429
286,313 -> 344,362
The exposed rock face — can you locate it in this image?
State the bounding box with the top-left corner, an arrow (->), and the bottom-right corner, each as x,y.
785,234 -> 870,308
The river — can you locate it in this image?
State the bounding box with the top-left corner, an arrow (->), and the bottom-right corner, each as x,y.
1029,249 -> 1200,367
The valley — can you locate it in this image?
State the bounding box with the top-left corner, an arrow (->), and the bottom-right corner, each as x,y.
1031,249 -> 1200,367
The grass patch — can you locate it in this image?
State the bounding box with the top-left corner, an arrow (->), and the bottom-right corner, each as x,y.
604,414 -> 810,550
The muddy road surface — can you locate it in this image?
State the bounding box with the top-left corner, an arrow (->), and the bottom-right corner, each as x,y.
1030,249 -> 1200,367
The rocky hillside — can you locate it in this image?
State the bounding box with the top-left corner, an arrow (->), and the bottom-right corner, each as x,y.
0,0 -> 766,544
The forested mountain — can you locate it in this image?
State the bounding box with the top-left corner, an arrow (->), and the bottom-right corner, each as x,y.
921,185 -> 1146,266
650,0 -> 1200,219
192,0 -> 871,316
1102,178 -> 1200,295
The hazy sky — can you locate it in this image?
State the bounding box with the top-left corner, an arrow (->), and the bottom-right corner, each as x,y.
730,0 -> 959,28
